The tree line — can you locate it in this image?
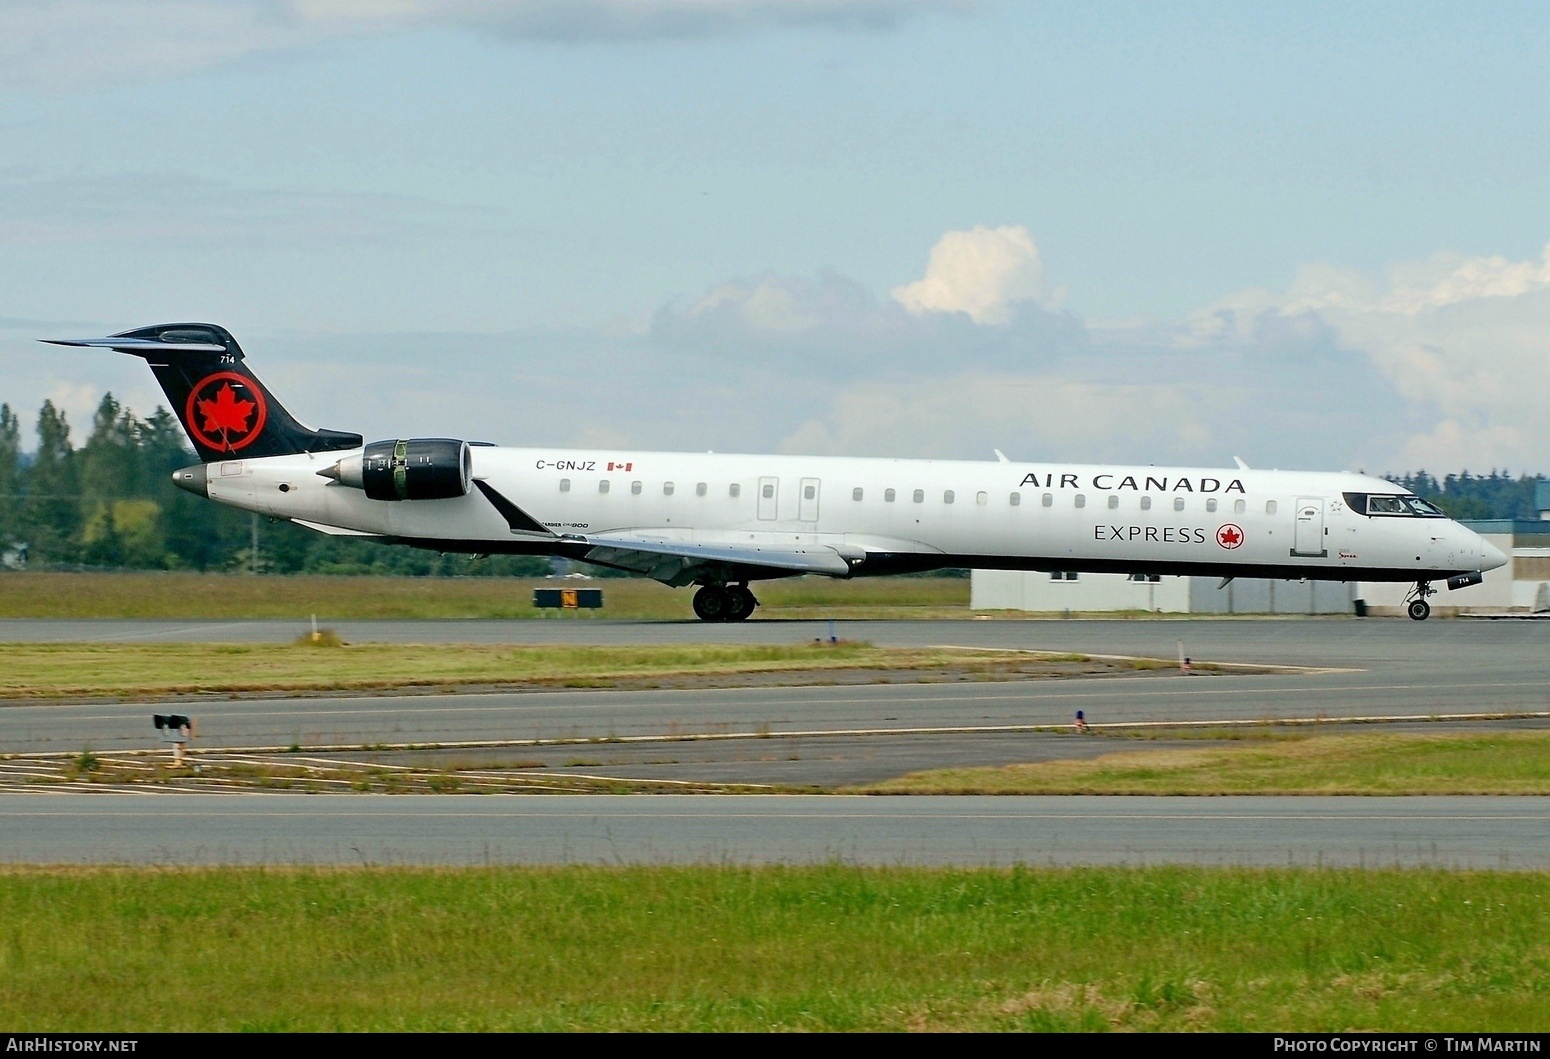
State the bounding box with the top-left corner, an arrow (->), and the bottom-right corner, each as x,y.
0,394 -> 548,576
1386,470 -> 1547,522
0,393 -> 1543,574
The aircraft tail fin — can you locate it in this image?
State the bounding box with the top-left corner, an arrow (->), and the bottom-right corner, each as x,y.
43,323 -> 362,462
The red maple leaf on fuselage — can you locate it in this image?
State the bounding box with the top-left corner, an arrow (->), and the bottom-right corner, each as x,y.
197,383 -> 256,438
1219,527 -> 1242,545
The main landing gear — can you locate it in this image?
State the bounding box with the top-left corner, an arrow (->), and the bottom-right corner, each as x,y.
693,584 -> 758,622
1405,581 -> 1435,621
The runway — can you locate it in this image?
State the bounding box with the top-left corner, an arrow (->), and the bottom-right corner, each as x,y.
2,793 -> 1546,867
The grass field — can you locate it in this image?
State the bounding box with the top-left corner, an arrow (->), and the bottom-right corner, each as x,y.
0,571 -> 971,620
2,865 -> 1547,1031
0,641 -> 1151,699
858,730 -> 1550,796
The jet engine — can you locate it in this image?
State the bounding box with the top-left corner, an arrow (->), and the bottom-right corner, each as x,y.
320,438 -> 472,501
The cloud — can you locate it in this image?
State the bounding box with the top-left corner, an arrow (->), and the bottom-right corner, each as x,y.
4,222 -> 1543,477
649,266 -> 1089,376
778,374 -> 1224,463
891,224 -> 1048,325
1192,241 -> 1550,471
0,0 -> 953,90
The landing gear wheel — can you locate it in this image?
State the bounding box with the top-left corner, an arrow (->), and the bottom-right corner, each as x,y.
693,586 -> 730,622
1408,599 -> 1431,621
725,586 -> 756,622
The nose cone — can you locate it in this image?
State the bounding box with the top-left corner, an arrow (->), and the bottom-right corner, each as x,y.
1480,537 -> 1509,572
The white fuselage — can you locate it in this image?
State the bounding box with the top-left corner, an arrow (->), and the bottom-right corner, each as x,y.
200,446 -> 1506,585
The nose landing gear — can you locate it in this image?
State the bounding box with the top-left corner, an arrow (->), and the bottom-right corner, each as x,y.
1405,581 -> 1435,621
692,583 -> 758,622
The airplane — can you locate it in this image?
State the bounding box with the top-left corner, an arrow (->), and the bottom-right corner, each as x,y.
48,323 -> 1508,622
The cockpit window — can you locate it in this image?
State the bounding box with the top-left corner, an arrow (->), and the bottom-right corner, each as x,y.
1355,493 -> 1447,518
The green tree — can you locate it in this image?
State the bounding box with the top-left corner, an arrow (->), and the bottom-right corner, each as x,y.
78,394 -> 144,567
22,400 -> 81,564
0,404 -> 20,552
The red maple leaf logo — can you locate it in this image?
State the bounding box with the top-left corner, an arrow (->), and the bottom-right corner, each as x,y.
1217,524 -> 1244,548
197,383 -> 255,438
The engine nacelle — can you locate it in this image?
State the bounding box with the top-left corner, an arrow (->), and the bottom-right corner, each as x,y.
321,438 -> 472,501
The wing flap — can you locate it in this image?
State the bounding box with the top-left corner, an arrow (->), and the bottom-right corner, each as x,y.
292,518 -> 385,538
579,534 -> 852,580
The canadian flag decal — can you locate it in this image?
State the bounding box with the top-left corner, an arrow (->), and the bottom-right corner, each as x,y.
607,461 -> 633,472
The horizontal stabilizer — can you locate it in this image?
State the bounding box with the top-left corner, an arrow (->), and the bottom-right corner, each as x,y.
44,336 -> 228,355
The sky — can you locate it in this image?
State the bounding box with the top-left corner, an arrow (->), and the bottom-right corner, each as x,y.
3,0 -> 1549,474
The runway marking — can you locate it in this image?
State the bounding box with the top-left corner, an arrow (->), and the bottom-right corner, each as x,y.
7,708 -> 1550,762
11,676 -> 1549,722
929,645 -> 1361,675
3,818 -> 1550,824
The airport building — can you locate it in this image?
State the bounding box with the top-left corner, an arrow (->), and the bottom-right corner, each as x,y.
969,570 -> 1357,615
971,483 -> 1550,616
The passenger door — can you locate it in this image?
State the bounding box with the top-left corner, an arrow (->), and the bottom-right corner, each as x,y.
1292,497 -> 1326,557
799,478 -> 820,522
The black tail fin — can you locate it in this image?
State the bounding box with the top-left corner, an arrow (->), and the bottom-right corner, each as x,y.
44,323 -> 362,462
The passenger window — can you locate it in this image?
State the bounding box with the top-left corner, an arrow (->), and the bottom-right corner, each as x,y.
1041,493 -> 1052,507
913,489 -> 924,503
762,483 -> 774,499
1107,495 -> 1119,509
729,483 -> 740,498
1010,492 -> 1022,506
1206,498 -> 1218,513
663,482 -> 674,496
631,481 -> 643,495
804,484 -> 816,500
696,482 -> 707,497
853,487 -> 863,501
885,488 -> 896,502
559,479 -> 571,493
1265,500 -> 1277,515
1140,496 -> 1152,511
1233,499 -> 1245,514
976,491 -> 988,506
1173,497 -> 1185,512
599,480 -> 610,494
943,490 -> 955,504
1075,494 -> 1086,508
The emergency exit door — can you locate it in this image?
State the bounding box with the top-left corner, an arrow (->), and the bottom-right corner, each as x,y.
799,478 -> 821,521
1292,497 -> 1326,557
757,476 -> 779,520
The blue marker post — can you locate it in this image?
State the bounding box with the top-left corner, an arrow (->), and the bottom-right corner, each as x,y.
1075,709 -> 1088,734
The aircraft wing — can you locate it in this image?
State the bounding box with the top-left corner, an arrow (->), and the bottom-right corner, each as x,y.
473,481 -> 854,583
575,533 -> 853,585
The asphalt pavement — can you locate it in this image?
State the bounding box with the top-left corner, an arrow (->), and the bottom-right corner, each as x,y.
4,618 -> 1547,785
3,793 -> 1545,868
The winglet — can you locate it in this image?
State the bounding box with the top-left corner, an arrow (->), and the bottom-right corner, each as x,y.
993,449 -> 1010,463
1233,456 -> 1250,470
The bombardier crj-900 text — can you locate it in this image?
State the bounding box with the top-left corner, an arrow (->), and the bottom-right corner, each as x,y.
51,324 -> 1508,622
